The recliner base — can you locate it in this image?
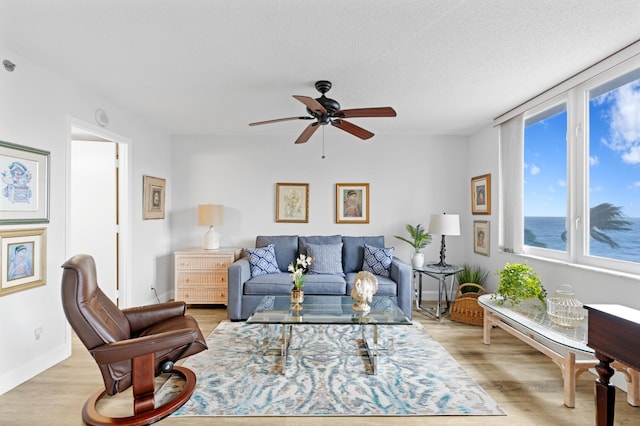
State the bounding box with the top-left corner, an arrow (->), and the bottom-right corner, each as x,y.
82,366 -> 196,426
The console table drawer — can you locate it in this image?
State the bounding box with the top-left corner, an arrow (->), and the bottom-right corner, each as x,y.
176,271 -> 227,286
176,256 -> 233,271
177,286 -> 227,304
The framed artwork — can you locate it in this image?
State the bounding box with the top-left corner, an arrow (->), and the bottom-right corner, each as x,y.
473,220 -> 490,256
336,183 -> 369,224
0,140 -> 50,224
471,173 -> 491,215
143,175 -> 165,220
0,228 -> 46,297
276,183 -> 309,223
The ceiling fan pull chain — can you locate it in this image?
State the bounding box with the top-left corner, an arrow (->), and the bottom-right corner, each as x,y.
322,126 -> 326,159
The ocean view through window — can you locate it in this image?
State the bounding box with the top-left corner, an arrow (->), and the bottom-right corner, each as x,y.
524,103 -> 567,253
521,64 -> 640,268
585,68 -> 640,264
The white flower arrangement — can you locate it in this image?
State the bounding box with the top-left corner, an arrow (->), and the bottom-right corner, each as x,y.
288,254 -> 314,289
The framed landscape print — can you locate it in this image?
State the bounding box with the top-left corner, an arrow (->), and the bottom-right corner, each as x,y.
473,220 -> 490,256
0,228 -> 46,297
471,173 -> 491,215
336,183 -> 369,224
143,175 -> 165,220
276,182 -> 309,223
0,141 -> 50,224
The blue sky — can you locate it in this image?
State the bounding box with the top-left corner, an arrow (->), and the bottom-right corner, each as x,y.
524,79 -> 640,218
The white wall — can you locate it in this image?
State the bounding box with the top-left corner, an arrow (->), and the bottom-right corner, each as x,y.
0,44 -> 174,395
170,132 -> 469,273
466,124 -> 640,307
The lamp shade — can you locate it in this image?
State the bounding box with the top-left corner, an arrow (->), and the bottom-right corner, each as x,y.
428,213 -> 460,236
198,204 -> 223,227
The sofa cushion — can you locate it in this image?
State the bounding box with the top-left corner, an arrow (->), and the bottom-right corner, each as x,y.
256,235 -> 298,272
362,244 -> 395,277
244,244 -> 280,277
299,235 -> 342,256
342,236 -> 385,273
306,242 -> 345,276
243,273 -> 346,295
302,274 -> 347,294
243,273 -> 294,294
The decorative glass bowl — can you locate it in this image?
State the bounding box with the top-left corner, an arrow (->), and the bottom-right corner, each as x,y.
546,284 -> 585,328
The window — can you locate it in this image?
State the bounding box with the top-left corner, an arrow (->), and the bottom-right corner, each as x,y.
586,69 -> 640,264
523,103 -> 568,253
509,57 -> 640,274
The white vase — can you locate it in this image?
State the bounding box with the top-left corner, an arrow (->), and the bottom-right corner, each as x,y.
412,252 -> 424,268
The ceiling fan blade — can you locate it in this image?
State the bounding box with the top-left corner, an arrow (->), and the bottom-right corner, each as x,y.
335,107 -> 397,118
331,119 -> 374,140
295,122 -> 320,144
293,95 -> 327,114
249,116 -> 313,126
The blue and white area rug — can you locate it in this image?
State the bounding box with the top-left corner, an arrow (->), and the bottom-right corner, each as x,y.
158,321 -> 503,417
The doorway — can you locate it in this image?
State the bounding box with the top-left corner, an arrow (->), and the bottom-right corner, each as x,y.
67,119 -> 129,307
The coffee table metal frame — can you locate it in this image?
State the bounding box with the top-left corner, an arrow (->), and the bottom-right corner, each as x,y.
246,295 -> 411,375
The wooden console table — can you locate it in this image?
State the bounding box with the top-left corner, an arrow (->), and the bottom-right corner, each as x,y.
479,295 -> 639,409
174,248 -> 241,305
585,304 -> 640,426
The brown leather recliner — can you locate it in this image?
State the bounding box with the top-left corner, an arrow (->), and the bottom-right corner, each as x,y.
61,254 -> 208,426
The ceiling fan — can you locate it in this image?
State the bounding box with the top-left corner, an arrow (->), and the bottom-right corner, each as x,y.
249,80 -> 397,144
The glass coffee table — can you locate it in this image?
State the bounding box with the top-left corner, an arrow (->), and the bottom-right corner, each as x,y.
246,295 -> 411,375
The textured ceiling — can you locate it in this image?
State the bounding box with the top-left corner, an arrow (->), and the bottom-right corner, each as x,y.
2,0 -> 640,139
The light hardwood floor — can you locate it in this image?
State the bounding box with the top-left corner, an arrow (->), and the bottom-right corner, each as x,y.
1,306 -> 638,425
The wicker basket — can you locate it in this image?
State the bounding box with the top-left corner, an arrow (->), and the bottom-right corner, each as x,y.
450,283 -> 488,326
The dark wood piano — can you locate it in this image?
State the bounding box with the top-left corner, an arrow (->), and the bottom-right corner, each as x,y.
585,304 -> 640,426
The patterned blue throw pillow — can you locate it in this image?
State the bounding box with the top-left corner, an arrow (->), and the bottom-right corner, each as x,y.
362,244 -> 395,277
306,243 -> 345,276
245,244 -> 280,277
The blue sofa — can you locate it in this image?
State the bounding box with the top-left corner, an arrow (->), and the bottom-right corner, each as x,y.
227,235 -> 413,320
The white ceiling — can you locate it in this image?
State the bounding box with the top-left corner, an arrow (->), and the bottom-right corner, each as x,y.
2,0 -> 640,140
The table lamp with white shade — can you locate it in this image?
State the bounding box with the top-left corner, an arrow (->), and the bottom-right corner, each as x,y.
198,204 -> 223,250
428,213 -> 460,268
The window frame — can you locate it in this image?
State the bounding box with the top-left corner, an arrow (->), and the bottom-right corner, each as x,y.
522,96 -> 569,263
515,56 -> 640,276
576,58 -> 640,274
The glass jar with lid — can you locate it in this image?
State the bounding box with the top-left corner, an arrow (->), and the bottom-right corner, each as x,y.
546,284 -> 585,328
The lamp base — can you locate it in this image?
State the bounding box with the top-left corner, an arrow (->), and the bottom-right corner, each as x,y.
204,226 -> 220,250
431,235 -> 450,269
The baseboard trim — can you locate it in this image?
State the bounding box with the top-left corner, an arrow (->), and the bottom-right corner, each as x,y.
0,343 -> 69,396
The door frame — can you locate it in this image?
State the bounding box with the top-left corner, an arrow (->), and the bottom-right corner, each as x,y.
65,116 -> 131,307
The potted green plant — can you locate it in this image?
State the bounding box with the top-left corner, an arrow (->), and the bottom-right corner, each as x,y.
394,224 -> 432,268
451,264 -> 489,326
492,262 -> 547,308
455,264 -> 489,293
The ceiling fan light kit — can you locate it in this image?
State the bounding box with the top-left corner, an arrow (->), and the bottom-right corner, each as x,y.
249,80 -> 396,144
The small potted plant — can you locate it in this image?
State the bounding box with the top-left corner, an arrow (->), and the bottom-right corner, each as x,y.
455,264 -> 489,293
451,264 -> 489,326
394,224 -> 432,268
492,262 -> 547,309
